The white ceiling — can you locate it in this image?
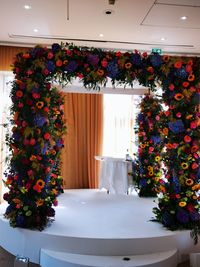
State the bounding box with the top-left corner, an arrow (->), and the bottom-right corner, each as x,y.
1,0 -> 200,55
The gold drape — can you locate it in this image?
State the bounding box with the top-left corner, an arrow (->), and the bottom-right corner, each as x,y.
61,93 -> 103,189
0,46 -> 30,70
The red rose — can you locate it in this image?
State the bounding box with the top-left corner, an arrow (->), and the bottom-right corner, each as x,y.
44,132 -> 50,140
184,135 -> 191,143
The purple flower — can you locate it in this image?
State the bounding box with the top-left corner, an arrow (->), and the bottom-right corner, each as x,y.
64,61 -> 78,73
176,208 -> 189,224
139,179 -> 147,187
56,139 -> 63,148
12,132 -> 20,141
33,115 -> 47,127
175,67 -> 187,79
162,211 -> 174,227
168,120 -> 185,134
47,207 -> 55,217
190,211 -> 200,222
87,54 -> 99,66
137,113 -> 145,122
52,43 -> 61,53
130,53 -> 142,66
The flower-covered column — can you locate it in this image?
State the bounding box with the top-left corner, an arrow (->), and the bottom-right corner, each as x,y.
136,95 -> 165,197
153,58 -> 200,230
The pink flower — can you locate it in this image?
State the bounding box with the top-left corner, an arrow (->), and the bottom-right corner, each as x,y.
47,52 -> 54,59
27,170 -> 33,176
101,60 -> 108,68
149,147 -> 154,153
169,84 -> 175,91
53,200 -> 58,206
155,115 -> 160,121
176,112 -> 182,118
44,132 -> 50,140
190,121 -> 197,129
23,139 -> 30,146
32,92 -> 40,99
18,103 -> 24,108
29,138 -> 36,146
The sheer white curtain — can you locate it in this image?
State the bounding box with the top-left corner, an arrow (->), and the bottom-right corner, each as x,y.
0,71 -> 13,202
102,94 -> 140,159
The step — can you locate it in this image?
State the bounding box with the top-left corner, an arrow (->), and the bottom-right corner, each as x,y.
40,248 -> 178,267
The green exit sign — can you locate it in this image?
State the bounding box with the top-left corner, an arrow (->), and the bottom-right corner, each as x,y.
152,48 -> 162,54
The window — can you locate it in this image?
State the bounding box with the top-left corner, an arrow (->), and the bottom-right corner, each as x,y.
102,94 -> 141,159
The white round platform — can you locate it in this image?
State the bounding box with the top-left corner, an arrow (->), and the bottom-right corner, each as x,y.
0,189 -> 199,265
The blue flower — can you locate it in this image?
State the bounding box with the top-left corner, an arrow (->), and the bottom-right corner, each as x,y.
168,120 -> 185,134
5,204 -> 14,215
139,179 -> 147,187
150,54 -> 162,67
151,135 -> 161,144
16,215 -> 25,227
137,113 -> 145,122
162,211 -> 174,227
56,138 -> 63,148
107,61 -> 119,79
175,67 -> 187,79
46,61 -> 55,72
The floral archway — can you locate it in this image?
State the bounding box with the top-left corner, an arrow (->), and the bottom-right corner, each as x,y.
3,43 -> 200,232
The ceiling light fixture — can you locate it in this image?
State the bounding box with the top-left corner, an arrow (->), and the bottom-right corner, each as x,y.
33,29 -> 38,33
99,33 -> 104,37
180,16 -> 187,20
161,37 -> 165,41
24,5 -> 31,9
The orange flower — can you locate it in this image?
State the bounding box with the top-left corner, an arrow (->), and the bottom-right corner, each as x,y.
166,143 -> 173,149
163,127 -> 169,135
185,179 -> 194,186
162,55 -> 170,62
30,155 -> 37,161
188,74 -> 195,81
56,59 -> 63,67
97,69 -> 104,76
33,184 -> 42,193
125,62 -> 132,69
36,101 -> 44,109
174,93 -> 184,101
36,179 -> 45,189
179,201 -> 186,207
36,199 -> 44,206
16,90 -> 23,98
147,66 -> 154,73
174,61 -> 182,68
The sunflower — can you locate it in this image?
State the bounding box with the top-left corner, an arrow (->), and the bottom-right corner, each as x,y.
181,162 -> 188,170
147,166 -> 153,171
174,93 -> 184,101
179,201 -> 186,207
125,62 -> 132,69
185,179 -> 194,186
155,156 -> 161,162
36,179 -> 45,189
36,101 -> 44,109
188,74 -> 195,82
148,171 -> 154,176
97,69 -> 104,76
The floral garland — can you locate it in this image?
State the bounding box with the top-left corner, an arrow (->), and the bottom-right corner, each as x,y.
3,43 -> 200,231
136,94 -> 165,197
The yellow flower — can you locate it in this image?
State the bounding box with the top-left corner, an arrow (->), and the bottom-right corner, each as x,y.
148,171 -> 154,176
155,156 -> 161,162
181,162 -> 188,170
147,166 -> 153,171
36,199 -> 44,207
36,101 -> 44,109
179,201 -> 186,207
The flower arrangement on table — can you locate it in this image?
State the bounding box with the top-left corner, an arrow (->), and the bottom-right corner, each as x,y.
135,94 -> 165,197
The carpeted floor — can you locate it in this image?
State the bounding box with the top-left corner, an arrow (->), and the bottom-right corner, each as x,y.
0,246 -> 190,267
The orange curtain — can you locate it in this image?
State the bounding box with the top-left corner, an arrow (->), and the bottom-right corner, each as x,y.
0,46 -> 30,70
61,93 -> 103,189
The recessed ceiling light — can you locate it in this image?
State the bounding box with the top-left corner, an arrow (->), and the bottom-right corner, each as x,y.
24,5 -> 31,10
99,33 -> 104,37
33,28 -> 38,32
104,9 -> 114,15
180,16 -> 187,20
161,37 -> 165,41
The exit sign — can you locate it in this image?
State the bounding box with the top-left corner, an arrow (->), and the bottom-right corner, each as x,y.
152,48 -> 162,54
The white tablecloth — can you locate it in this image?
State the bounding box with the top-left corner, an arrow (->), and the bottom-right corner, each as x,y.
95,156 -> 132,194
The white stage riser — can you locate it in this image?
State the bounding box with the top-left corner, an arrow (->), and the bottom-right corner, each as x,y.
40,249 -> 178,267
